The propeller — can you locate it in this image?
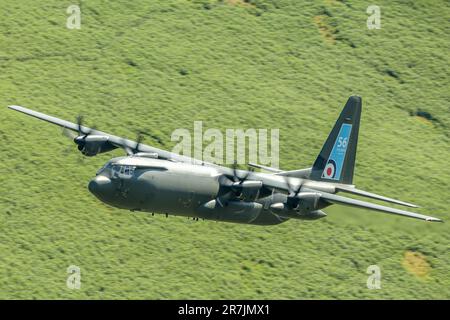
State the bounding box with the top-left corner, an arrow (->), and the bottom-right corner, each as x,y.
76,115 -> 84,136
122,132 -> 145,155
62,127 -> 77,140
61,129 -> 85,163
231,160 -> 251,184
283,176 -> 303,209
132,132 -> 144,154
217,161 -> 255,200
61,114 -> 97,154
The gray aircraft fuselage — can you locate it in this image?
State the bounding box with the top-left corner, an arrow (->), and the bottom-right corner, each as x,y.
89,156 -> 329,225
9,96 -> 443,224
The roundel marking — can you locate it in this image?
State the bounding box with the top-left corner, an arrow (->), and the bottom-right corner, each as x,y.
323,160 -> 336,179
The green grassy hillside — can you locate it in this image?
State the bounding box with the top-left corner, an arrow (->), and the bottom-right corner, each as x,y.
0,0 -> 449,299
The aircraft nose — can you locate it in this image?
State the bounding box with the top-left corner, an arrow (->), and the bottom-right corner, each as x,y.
88,175 -> 112,198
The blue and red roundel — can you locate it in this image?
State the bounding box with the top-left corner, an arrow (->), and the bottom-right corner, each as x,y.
323,159 -> 336,179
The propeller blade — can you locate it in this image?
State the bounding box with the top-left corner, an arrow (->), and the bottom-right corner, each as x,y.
62,127 -> 77,140
232,160 -> 238,182
76,115 -> 84,135
282,175 -> 304,209
283,176 -> 302,196
134,132 -> 144,153
85,125 -> 97,138
283,176 -> 293,194
118,132 -> 145,155
61,143 -> 73,156
239,171 -> 250,184
218,175 -> 234,187
294,183 -> 302,196
231,160 -> 252,184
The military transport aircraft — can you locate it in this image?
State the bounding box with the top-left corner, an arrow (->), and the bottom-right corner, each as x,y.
8,96 -> 443,225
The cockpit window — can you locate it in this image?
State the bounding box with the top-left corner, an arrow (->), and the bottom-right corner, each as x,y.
112,165 -> 135,176
96,162 -> 112,175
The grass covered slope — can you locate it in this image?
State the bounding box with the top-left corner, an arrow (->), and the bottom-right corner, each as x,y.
0,0 -> 449,299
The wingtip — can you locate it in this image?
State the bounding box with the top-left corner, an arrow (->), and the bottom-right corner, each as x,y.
426,217 -> 443,223
392,199 -> 420,208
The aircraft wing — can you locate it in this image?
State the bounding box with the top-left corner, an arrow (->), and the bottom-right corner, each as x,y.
8,105 -> 210,166
318,191 -> 443,222
335,185 -> 419,208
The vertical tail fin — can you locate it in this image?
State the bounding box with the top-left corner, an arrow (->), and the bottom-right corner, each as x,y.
309,96 -> 361,184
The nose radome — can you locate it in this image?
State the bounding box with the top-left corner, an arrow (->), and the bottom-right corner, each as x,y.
88,175 -> 112,197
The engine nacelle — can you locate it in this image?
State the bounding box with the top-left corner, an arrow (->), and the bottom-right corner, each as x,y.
75,135 -> 117,156
270,192 -> 325,220
198,199 -> 263,224
296,192 -> 321,214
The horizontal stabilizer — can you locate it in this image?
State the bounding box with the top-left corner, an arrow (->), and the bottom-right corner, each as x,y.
336,185 -> 419,208
318,192 -> 442,222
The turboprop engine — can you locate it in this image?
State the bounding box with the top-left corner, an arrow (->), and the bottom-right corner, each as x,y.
270,192 -> 327,220
62,115 -> 118,156
74,135 -> 116,156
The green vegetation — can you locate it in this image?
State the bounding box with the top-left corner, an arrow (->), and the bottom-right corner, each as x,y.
0,0 -> 449,299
